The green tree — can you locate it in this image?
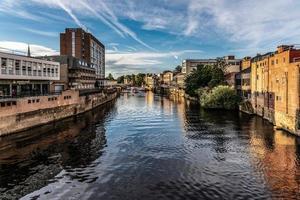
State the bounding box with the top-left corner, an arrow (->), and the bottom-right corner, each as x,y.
214,57 -> 229,73
174,65 -> 182,75
117,75 -> 124,84
184,64 -> 225,97
107,73 -> 114,81
135,73 -> 146,86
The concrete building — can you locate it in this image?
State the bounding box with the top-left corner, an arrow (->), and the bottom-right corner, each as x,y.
173,73 -> 185,88
182,59 -> 217,74
251,45 -> 300,134
144,75 -> 156,89
162,71 -> 173,85
223,55 -> 241,89
241,57 -> 251,99
60,28 -> 105,84
40,55 -> 97,90
0,51 -> 60,97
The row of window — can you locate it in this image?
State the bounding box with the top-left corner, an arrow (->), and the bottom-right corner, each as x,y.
256,57 -> 286,67
0,101 -> 16,107
0,57 -> 59,77
28,98 -> 40,104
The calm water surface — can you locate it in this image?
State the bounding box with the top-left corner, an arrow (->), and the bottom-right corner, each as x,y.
1,92 -> 300,200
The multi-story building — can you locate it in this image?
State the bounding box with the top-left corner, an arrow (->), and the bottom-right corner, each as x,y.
162,71 -> 173,85
0,51 -> 60,97
251,45 -> 300,134
241,57 -> 251,99
60,28 -> 105,84
173,73 -> 185,88
223,55 -> 241,89
41,55 -> 96,90
182,59 -> 217,74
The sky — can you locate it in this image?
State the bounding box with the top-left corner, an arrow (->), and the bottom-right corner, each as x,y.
1,0 -> 300,77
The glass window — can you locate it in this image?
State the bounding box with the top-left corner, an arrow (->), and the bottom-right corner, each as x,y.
15,60 -> 20,75
1,58 -> 7,74
22,61 -> 27,75
8,59 -> 13,75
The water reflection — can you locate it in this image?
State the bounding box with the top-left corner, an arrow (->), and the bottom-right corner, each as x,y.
0,101 -> 116,199
0,92 -> 300,200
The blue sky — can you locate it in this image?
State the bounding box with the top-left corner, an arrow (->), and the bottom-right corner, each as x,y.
1,0 -> 300,77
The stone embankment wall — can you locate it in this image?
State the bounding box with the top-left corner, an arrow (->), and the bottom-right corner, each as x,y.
0,90 -> 117,136
240,100 -> 300,136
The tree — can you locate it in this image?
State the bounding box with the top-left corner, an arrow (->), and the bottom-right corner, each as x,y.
135,73 -> 146,86
174,65 -> 182,74
117,75 -> 124,84
214,57 -> 229,74
107,73 -> 114,81
184,64 -> 225,97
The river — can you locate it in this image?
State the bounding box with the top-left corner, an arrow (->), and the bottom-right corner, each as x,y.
0,92 -> 300,200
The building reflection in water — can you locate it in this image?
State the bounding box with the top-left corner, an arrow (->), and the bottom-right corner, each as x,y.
248,117 -> 300,199
0,101 -> 116,199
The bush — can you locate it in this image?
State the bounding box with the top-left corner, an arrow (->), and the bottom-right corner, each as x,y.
199,85 -> 241,110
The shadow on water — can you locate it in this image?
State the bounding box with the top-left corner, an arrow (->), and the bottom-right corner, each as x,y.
0,100 -> 117,200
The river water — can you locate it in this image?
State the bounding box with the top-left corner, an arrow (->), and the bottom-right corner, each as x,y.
0,92 -> 300,200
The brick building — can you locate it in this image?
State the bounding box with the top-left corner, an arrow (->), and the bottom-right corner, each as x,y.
60,28 -> 105,85
41,55 -> 97,90
241,57 -> 251,99
251,45 -> 300,134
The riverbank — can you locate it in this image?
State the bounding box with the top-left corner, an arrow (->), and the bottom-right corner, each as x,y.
0,88 -> 118,136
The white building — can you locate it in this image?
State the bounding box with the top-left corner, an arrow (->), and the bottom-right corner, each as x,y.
0,51 -> 60,97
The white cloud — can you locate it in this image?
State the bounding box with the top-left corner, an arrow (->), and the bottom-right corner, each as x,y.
21,28 -> 58,37
0,41 -> 59,56
106,49 -> 202,76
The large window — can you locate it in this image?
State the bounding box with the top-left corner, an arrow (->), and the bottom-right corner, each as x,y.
22,61 -> 27,75
7,59 -> 13,75
32,62 -> 37,76
1,58 -> 7,74
15,60 -> 20,75
72,32 -> 75,57
27,62 -> 32,76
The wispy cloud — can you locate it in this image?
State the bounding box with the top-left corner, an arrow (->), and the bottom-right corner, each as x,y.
106,49 -> 202,76
21,28 -> 57,37
0,41 -> 58,56
27,0 -> 154,50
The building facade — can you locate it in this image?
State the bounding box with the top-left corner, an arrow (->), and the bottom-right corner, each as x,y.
162,71 -> 173,85
0,51 -> 60,97
60,28 -> 105,82
182,59 -> 217,74
241,57 -> 251,99
41,55 -> 97,90
223,55 -> 241,89
251,45 -> 300,134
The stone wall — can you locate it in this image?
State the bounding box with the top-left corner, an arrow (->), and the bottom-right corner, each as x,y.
0,89 -> 117,136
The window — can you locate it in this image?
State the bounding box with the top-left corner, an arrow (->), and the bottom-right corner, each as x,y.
37,63 -> 42,76
7,59 -> 13,75
43,64 -> 47,76
27,62 -> 32,76
271,60 -> 274,65
15,60 -> 20,75
72,31 -> 75,57
22,61 -> 26,75
283,57 -> 286,63
276,59 -> 278,64
1,57 -> 7,74
33,62 -> 37,76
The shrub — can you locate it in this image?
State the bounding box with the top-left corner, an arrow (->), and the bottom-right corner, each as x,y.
199,85 -> 241,110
